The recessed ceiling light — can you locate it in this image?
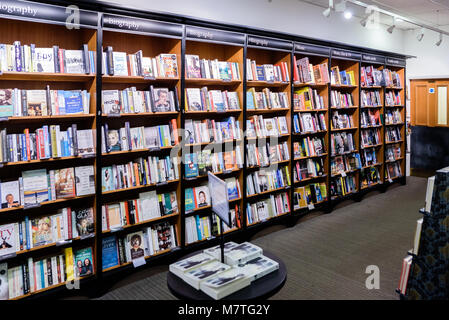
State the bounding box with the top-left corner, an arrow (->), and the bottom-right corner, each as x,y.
344,10 -> 352,19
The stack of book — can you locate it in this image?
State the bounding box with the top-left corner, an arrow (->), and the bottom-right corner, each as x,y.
361,90 -> 382,107
361,128 -> 381,147
330,91 -> 354,108
184,117 -> 241,144
360,148 -> 378,167
246,167 -> 290,196
360,109 -> 381,127
331,111 -> 354,129
361,65 -> 384,87
386,162 -> 402,179
330,132 -> 356,155
386,145 -> 401,162
361,167 -> 381,187
1,246 -> 94,299
101,156 -> 179,192
184,148 -> 243,178
184,87 -> 240,112
386,127 -> 402,143
0,88 -> 90,118
186,55 -> 240,80
293,137 -> 326,159
0,126 -> 95,163
294,158 -> 325,181
246,193 -> 290,224
293,182 -> 327,209
246,59 -> 289,82
246,115 -> 289,138
385,109 -> 402,124
102,190 -> 178,231
330,66 -> 356,86
330,174 -> 357,198
101,87 -> 179,114
293,87 -> 326,110
246,88 -> 289,110
293,112 -> 327,134
0,42 -> 95,74
101,121 -> 178,153
386,91 -> 402,106
330,153 -> 361,175
169,241 -> 279,299
102,221 -> 178,270
383,69 -> 402,87
246,142 -> 290,167
293,57 -> 329,84
103,48 -> 178,78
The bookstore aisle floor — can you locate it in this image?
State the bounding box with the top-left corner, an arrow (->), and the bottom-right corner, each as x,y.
64,177 -> 425,300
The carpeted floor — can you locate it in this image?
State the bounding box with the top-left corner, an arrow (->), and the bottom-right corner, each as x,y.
87,176 -> 426,300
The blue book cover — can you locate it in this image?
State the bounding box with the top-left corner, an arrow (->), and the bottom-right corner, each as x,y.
63,91 -> 84,114
21,134 -> 27,161
102,235 -> 119,270
57,90 -> 66,114
340,71 -> 348,85
184,153 -> 198,178
246,91 -> 255,110
0,89 -> 14,117
185,188 -> 195,212
24,216 -> 30,250
40,260 -> 45,289
256,66 -> 265,81
101,166 -> 114,192
195,215 -> 202,240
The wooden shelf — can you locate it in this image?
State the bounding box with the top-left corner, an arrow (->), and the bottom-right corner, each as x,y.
293,82 -> 329,88
102,75 -> 180,83
331,150 -> 359,157
294,153 -> 328,161
361,125 -> 382,129
361,143 -> 383,149
13,235 -> 92,257
2,114 -> 95,123
247,134 -> 290,141
361,86 -> 382,89
385,86 -> 404,90
331,127 -> 358,132
385,105 -> 404,108
102,146 -> 174,157
361,163 -> 382,169
294,108 -> 328,113
0,154 -> 95,168
247,80 -> 289,87
361,105 -> 383,109
385,140 -> 404,145
330,84 -> 358,89
185,78 -> 241,86
184,109 -> 242,115
246,211 -> 289,227
331,190 -> 358,201
294,174 -> 327,184
102,248 -> 173,273
293,130 -> 327,136
246,108 -> 289,114
361,182 -> 381,190
330,106 -> 358,110
102,212 -> 179,234
246,186 -> 290,199
385,157 -> 404,163
247,159 -> 290,170
185,139 -> 242,147
331,169 -> 358,178
184,168 -> 242,181
103,111 -> 179,118
385,122 -> 405,126
0,72 -> 95,82
102,179 -> 180,196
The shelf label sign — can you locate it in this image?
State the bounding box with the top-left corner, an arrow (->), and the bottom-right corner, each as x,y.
186,26 -> 244,45
362,54 -> 385,64
386,57 -> 406,67
295,42 -> 330,56
208,172 -> 231,227
248,35 -> 293,51
103,13 -> 183,37
331,49 -> 361,61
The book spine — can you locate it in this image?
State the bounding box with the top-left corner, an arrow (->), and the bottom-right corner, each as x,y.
53,46 -> 60,73
21,90 -> 27,117
14,41 -> 22,72
82,44 -> 90,74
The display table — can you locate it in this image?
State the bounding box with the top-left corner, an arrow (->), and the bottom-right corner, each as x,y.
167,250 -> 287,300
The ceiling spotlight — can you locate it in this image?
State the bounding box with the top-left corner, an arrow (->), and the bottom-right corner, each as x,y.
344,11 -> 353,19
323,7 -> 331,17
360,16 -> 368,27
436,33 -> 443,46
387,17 -> 396,33
335,0 -> 346,12
417,28 -> 424,41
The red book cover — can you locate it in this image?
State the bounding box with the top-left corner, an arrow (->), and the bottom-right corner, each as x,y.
24,128 -> 30,160
35,128 -> 40,160
67,207 -> 72,239
171,119 -> 179,145
105,205 -> 110,230
293,56 -> 299,82
38,129 -> 45,159
124,201 -> 130,226
58,48 -> 65,73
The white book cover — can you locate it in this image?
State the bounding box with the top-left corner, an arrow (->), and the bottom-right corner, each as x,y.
76,129 -> 95,156
64,50 -> 85,74
200,267 -> 251,300
74,165 -> 95,196
0,180 -> 21,209
301,113 -> 315,132
138,191 -> 160,221
236,254 -> 279,282
0,262 -> 7,300
186,88 -> 203,111
425,176 -> 435,212
413,218 -> 424,255
0,224 -> 15,258
102,90 -> 120,114
22,169 -> 48,205
112,52 -> 128,76
183,260 -> 230,290
169,253 -> 215,279
194,185 -> 210,209
224,242 -> 263,266
33,48 -> 54,73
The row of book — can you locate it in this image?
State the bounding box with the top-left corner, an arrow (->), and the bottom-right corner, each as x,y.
331,153 -> 362,176
386,144 -> 402,162
330,174 -> 357,198
386,127 -> 402,143
246,59 -> 289,82
0,42 -> 94,74
0,208 -> 93,255
385,162 -> 402,179
331,111 -> 354,130
361,128 -> 381,147
102,120 -> 178,153
361,90 -> 382,107
293,87 -> 326,110
293,112 -> 327,134
361,166 -> 381,187
101,156 -> 179,192
0,126 -> 95,163
101,190 -> 178,231
184,117 -> 241,145
103,48 -> 178,78
246,192 -> 290,225
1,247 -> 94,300
294,57 -> 329,84
246,88 -> 289,110
330,66 -> 356,86
293,137 -> 326,159
246,115 -> 289,138
360,148 -> 379,167
246,166 -> 291,196
186,55 -> 241,81
102,222 -> 178,270
293,158 -> 325,182
331,91 -> 355,108
385,91 -> 402,106
331,132 -> 356,155
384,69 -> 402,88
385,109 -> 403,124
184,87 -> 240,112
101,87 -> 179,114
0,88 -> 90,118
360,109 -> 381,127
246,141 -> 290,168
184,149 -> 243,179
293,182 -> 327,210
0,166 -> 94,209
360,65 -> 383,87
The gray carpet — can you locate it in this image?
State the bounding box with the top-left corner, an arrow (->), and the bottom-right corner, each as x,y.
89,176 -> 425,300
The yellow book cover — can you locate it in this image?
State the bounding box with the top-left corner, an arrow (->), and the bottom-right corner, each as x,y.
347,71 -> 356,86
64,247 -> 74,281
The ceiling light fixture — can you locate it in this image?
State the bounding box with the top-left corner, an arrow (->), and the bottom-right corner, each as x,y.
360,16 -> 368,27
387,17 -> 396,34
344,10 -> 353,19
417,28 -> 424,41
335,0 -> 346,12
436,33 -> 443,46
323,0 -> 333,18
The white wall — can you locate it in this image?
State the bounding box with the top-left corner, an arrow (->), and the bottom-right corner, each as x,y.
103,0 -> 407,54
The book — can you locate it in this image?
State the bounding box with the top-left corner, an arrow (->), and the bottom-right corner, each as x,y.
0,262 -> 8,300
185,55 -> 201,78
73,247 -> 94,278
22,169 -> 48,205
398,255 -> 413,295
76,129 -> 95,156
425,176 -> 435,213
0,224 -> 15,258
33,48 -> 54,73
152,88 -> 172,112
102,90 -> 121,114
0,180 -> 20,209
26,90 -> 47,116
412,218 -> 423,255
101,167 -> 114,192
75,166 -> 95,196
75,208 -> 94,236
102,235 -> 119,270
194,185 -> 210,208
0,89 -> 14,117
221,242 -> 263,265
183,260 -> 231,290
62,91 -> 84,114
236,254 -> 279,281
64,50 -> 85,74
169,253 -> 215,279
112,52 -> 128,76
31,216 -> 53,247
126,231 -> 146,261
55,167 -> 76,199
200,267 -> 251,300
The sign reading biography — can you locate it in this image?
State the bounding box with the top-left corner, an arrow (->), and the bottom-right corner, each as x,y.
362,54 -> 385,65
386,57 -> 406,67
331,49 -> 361,61
0,0 -> 97,27
207,172 -> 231,227
295,42 -> 330,57
248,35 -> 293,52
103,13 -> 182,38
186,26 -> 244,45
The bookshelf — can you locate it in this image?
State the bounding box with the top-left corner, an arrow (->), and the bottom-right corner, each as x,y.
0,12 -> 98,299
292,43 -> 330,214
182,26 -> 245,246
384,58 -> 406,184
